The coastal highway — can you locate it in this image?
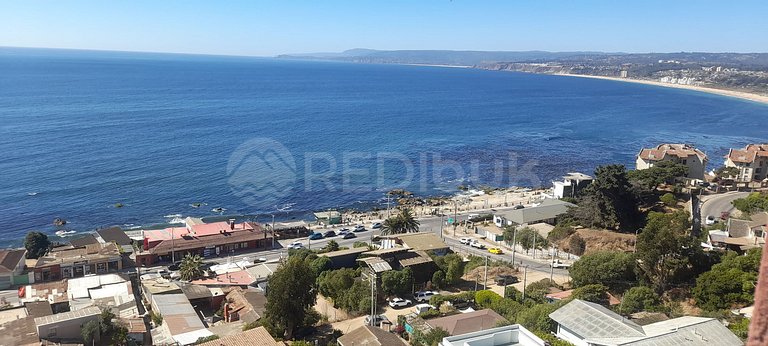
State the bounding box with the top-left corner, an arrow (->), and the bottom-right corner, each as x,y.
700,191 -> 748,224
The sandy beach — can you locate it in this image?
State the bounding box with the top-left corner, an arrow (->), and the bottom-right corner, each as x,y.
555,73 -> 768,105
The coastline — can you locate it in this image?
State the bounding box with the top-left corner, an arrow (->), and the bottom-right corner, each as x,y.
553,73 -> 768,106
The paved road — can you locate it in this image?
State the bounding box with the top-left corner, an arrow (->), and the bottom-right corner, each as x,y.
700,191 -> 748,224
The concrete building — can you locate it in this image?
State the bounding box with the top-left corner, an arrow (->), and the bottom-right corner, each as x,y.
32,242 -> 122,282
0,249 -> 27,289
67,273 -> 137,317
439,325 -> 546,346
724,143 -> 768,182
636,143 -> 708,180
494,199 -> 575,228
338,325 -> 408,346
553,172 -> 593,199
34,306 -> 101,344
549,299 -> 742,346
359,248 -> 438,287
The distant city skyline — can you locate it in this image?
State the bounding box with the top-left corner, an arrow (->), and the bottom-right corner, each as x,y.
1,0 -> 767,57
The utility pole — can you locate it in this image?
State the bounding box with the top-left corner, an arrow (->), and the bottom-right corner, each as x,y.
439,214 -> 445,239
483,255 -> 489,290
522,265 -> 529,301
271,214 -> 276,249
511,228 -> 517,263
550,258 -> 555,283
453,200 -> 458,237
532,231 -> 537,259
634,228 -> 640,254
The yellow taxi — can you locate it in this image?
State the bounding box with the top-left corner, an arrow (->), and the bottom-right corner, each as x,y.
488,247 -> 503,254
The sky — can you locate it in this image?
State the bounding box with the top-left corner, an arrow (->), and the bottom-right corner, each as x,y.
1,0 -> 766,56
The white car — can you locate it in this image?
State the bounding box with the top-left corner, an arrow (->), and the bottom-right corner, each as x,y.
287,241 -> 304,249
414,290 -> 437,302
388,297 -> 412,308
469,239 -> 485,249
550,260 -> 570,269
459,237 -> 472,245
705,215 -> 716,225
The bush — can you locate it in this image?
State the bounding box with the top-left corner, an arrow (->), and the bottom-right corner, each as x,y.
568,234 -> 586,256
619,286 -> 661,314
475,290 -> 502,308
572,284 -> 609,305
569,251 -> 636,292
660,193 -> 677,207
150,310 -> 163,325
194,335 -> 219,344
418,309 -> 441,319
516,303 -> 560,333
431,270 -> 446,289
547,224 -> 576,242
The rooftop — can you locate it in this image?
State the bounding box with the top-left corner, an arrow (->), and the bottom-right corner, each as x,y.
439,325 -> 546,346
35,242 -> 120,267
337,325 -> 408,346
226,288 -> 266,323
320,247 -> 370,258
24,301 -> 53,318
151,293 -> 207,337
0,316 -> 39,346
191,269 -> 255,286
34,305 -> 100,326
96,226 -> 132,245
69,234 -> 100,247
562,172 -> 593,181
196,326 -> 278,346
180,283 -> 213,300
0,249 -> 26,274
726,143 -> 768,163
145,228 -> 270,254
141,277 -> 182,295
20,280 -> 69,304
426,309 -> 507,336
638,143 -> 708,162
244,262 -> 280,283
550,299 -> 644,339
495,199 -> 575,225
386,232 -> 449,252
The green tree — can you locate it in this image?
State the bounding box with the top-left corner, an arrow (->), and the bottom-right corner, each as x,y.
547,224 -> 576,243
636,211 -> 700,294
714,166 -> 740,181
381,208 -> 420,235
309,256 -> 332,276
179,253 -> 204,281
24,231 -> 51,259
431,270 -> 446,289
627,161 -> 688,191
516,303 -> 560,333
569,251 -> 636,291
194,335 -> 220,344
660,193 -> 677,207
81,320 -> 99,345
619,286 -> 661,314
515,227 -> 547,254
475,290 -> 503,308
569,165 -> 642,231
535,331 -> 576,346
413,327 -> 450,346
264,255 -> 318,339
732,192 -> 768,215
490,298 -> 524,321
381,268 -> 413,297
572,284 -> 609,305
323,240 -> 340,252
317,268 -> 357,301
692,249 -> 761,311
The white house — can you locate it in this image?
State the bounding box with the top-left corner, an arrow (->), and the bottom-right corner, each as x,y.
724,143 -> 768,182
553,172 -> 593,199
493,199 -> 575,228
0,249 -> 27,289
636,143 -> 708,180
549,299 -> 742,346
439,324 -> 545,346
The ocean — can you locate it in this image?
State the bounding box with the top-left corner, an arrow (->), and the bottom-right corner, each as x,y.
1,47 -> 766,247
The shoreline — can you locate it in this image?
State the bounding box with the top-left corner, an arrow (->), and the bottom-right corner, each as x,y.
552,73 -> 768,106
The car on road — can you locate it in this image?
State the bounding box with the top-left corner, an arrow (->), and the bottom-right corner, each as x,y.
459,237 -> 472,245
168,261 -> 182,271
413,290 -> 437,302
494,275 -> 519,286
469,239 -> 485,249
339,228 -> 350,233
354,225 -> 366,232
513,205 -> 525,209
287,241 -> 304,249
323,230 -> 337,237
550,260 -> 570,269
388,297 -> 412,308
705,215 -> 716,225
342,232 -> 356,239
372,222 -> 382,229
254,257 -> 267,263
308,232 -> 324,240
488,247 -> 503,254
364,314 -> 389,326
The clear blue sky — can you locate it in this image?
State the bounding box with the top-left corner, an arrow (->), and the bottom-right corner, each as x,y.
1,0 -> 766,56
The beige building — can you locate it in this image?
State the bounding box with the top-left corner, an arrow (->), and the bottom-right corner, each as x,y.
636,143 -> 708,179
724,144 -> 768,182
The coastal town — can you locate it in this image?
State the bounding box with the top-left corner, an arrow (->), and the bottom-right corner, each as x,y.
0,142 -> 765,345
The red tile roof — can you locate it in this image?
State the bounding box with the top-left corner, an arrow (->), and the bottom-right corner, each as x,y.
196,326 -> 278,346
191,221 -> 260,237
638,143 -> 707,162
191,269 -> 255,286
726,144 -> 768,164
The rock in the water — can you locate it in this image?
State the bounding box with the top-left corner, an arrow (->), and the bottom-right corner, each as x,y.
53,218 -> 67,226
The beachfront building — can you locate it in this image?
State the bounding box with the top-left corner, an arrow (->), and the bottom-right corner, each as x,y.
549,299 -> 742,346
136,217 -> 272,265
493,198 -> 575,228
636,143 -> 708,180
553,172 -> 593,199
32,243 -> 122,282
439,325 -> 546,346
0,249 -> 27,289
724,143 -> 768,182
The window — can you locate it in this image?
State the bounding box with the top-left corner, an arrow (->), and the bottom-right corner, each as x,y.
682,159 -> 687,164
97,262 -> 106,273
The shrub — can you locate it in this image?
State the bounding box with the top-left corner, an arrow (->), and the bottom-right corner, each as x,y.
475,290 -> 502,308
568,234 -> 586,256
572,284 -> 609,305
418,309 -> 440,319
619,286 -> 661,314
660,193 -> 677,207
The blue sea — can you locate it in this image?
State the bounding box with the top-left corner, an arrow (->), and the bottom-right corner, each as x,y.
1,47 -> 767,246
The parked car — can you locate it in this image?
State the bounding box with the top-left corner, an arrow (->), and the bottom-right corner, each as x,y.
488,247 -> 503,254
287,241 -> 304,249
494,275 -> 519,286
254,257 -> 267,263
308,232 -> 324,240
550,260 -> 570,269
372,222 -> 382,229
167,261 -> 182,271
343,232 -> 357,239
414,303 -> 435,314
354,225 -> 366,232
513,205 -> 525,210
323,230 -> 337,237
157,269 -> 171,279
388,297 -> 412,308
339,228 -> 350,234
469,239 -> 485,249
720,211 -> 730,220
414,290 -> 437,302
705,215 -> 716,225
364,314 -> 389,326
459,237 -> 472,245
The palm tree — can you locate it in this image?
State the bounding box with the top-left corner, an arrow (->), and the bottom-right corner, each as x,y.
179,253 -> 204,281
381,208 -> 420,235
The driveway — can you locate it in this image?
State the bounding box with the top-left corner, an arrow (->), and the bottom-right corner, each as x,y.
700,191 -> 748,224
